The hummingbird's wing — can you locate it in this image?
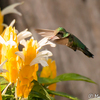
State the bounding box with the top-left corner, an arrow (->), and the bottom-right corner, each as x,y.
35,29 -> 55,39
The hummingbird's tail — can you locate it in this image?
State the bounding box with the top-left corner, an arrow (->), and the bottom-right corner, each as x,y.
82,48 -> 94,58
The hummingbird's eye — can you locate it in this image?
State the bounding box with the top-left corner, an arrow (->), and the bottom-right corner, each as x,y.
56,32 -> 63,38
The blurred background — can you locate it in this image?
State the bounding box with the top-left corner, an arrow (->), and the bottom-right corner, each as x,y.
0,0 -> 100,100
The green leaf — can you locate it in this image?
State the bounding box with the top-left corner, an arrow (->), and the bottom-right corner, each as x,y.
28,80 -> 53,100
38,73 -> 96,85
38,77 -> 57,85
47,89 -> 80,100
0,76 -> 8,85
0,85 -> 7,92
55,73 -> 96,83
0,76 -> 8,91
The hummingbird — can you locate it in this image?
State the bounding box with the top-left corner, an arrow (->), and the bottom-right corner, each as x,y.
35,27 -> 94,58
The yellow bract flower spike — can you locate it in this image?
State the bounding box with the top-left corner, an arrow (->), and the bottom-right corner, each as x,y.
16,38 -> 38,98
1,26 -> 20,83
2,26 -> 18,43
23,39 -> 38,65
17,79 -> 34,98
40,59 -> 57,94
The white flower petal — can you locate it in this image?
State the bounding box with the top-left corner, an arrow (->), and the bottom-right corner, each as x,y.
30,50 -> 52,66
39,60 -> 48,67
30,58 -> 39,66
0,59 -> 8,73
2,23 -> 8,28
2,20 -> 16,34
32,40 -> 36,47
31,37 -> 34,40
36,47 -> 41,52
1,2 -> 23,16
46,41 -> 56,47
6,33 -> 16,47
2,82 -> 11,95
15,29 -> 19,34
36,50 -> 53,57
15,51 -> 24,61
38,37 -> 48,46
0,34 -> 16,47
20,39 -> 26,47
37,37 -> 56,51
17,29 -> 32,42
9,19 -> 15,27
30,57 -> 48,67
0,36 -> 6,44
88,98 -> 100,100
0,59 -> 7,68
0,69 -> 8,73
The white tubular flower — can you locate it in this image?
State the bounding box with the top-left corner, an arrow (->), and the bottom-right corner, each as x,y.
36,50 -> 52,57
2,19 -> 17,32
1,2 -> 23,16
0,36 -> 6,44
37,37 -> 56,51
88,97 -> 100,100
0,59 -> 8,73
15,51 -> 24,61
9,19 -> 15,27
20,39 -> 26,47
7,33 -> 16,47
0,34 -> 16,47
30,50 -> 53,67
2,82 -> 11,95
17,29 -> 32,43
2,23 -> 8,28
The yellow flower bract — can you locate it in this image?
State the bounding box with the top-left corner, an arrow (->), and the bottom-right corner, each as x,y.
1,26 -> 20,83
23,39 -> 38,65
17,39 -> 38,98
2,26 -> 17,42
40,59 -> 57,92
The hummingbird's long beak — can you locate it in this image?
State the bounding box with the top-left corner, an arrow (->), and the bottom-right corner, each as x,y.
51,36 -> 60,41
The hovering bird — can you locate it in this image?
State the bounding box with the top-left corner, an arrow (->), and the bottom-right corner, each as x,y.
35,27 -> 94,58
